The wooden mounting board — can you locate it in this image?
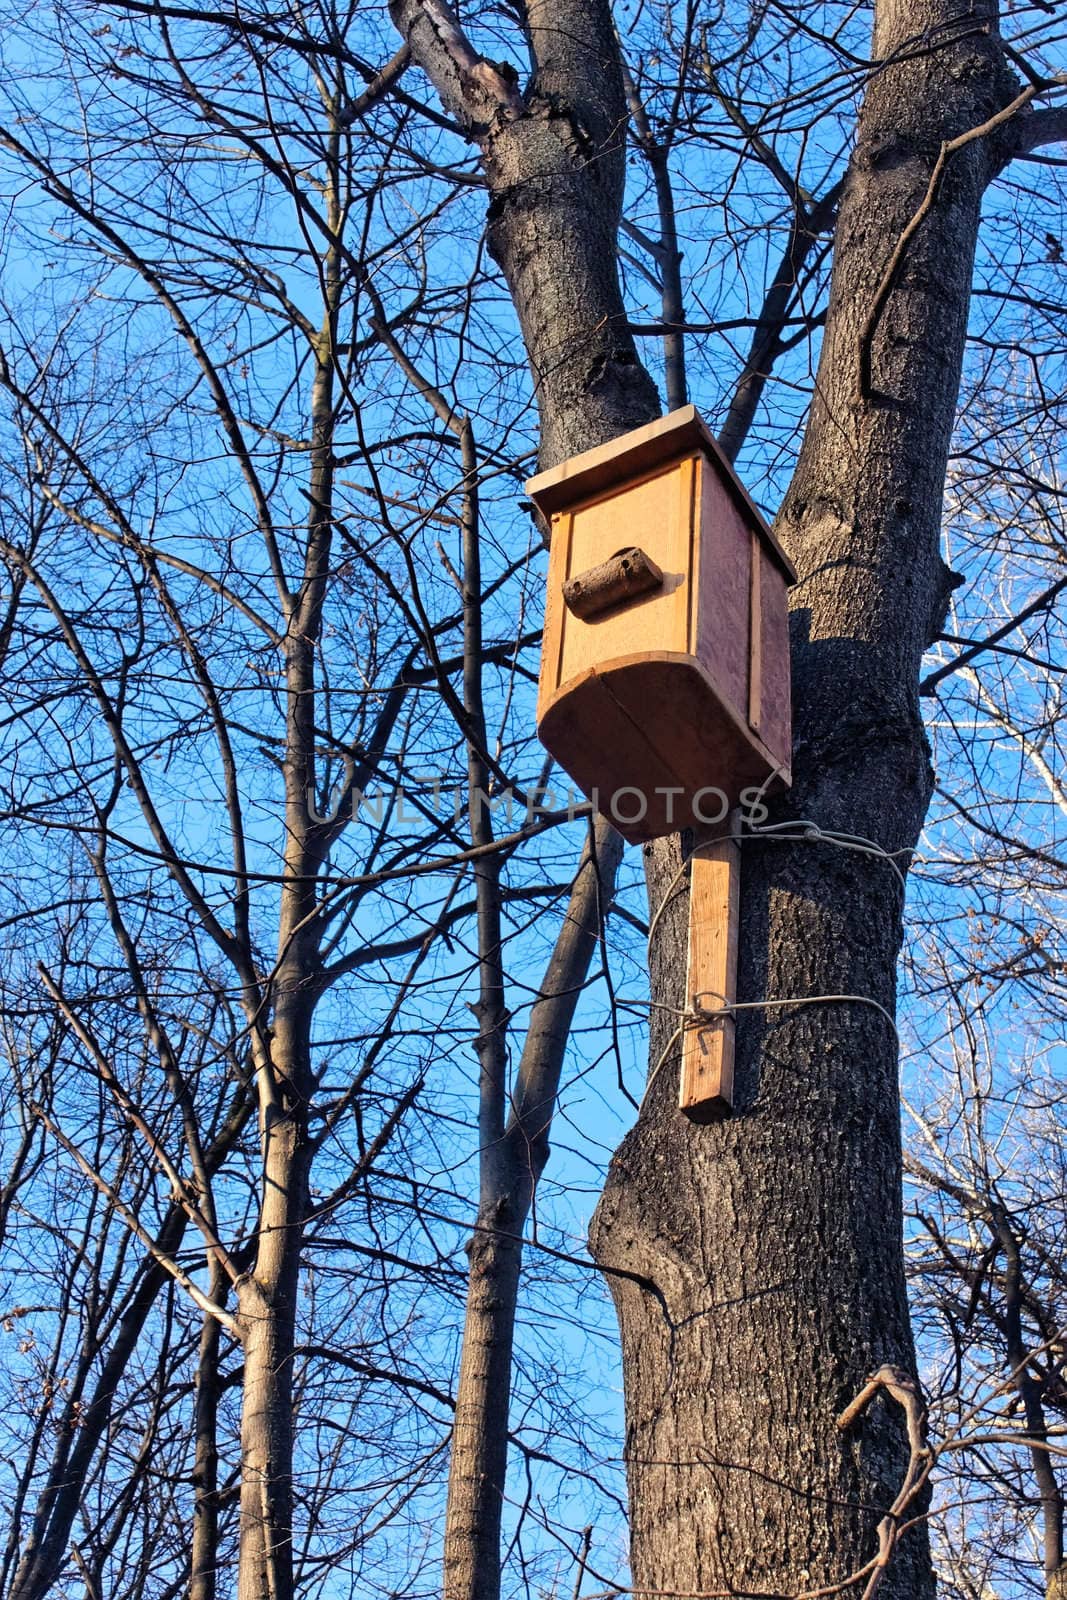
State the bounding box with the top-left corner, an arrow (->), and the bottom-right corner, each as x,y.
679,835 -> 741,1121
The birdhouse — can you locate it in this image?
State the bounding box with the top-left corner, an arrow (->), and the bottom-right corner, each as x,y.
527,405 -> 796,844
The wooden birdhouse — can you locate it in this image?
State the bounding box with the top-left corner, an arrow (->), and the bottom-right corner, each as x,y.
528,405 -> 796,845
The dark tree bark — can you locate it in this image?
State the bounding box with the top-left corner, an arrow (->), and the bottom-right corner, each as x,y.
592,4 -> 1020,1595
189,1268 -> 228,1600
393,0 -> 1031,1594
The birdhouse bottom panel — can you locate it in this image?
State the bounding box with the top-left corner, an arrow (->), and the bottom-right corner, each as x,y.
537,652 -> 790,843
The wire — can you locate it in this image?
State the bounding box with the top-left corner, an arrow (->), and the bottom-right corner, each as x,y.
639,1026 -> 685,1112
748,819 -> 911,888
639,991 -> 900,1113
693,988 -> 899,1041
644,811 -> 911,959
635,806 -> 910,1112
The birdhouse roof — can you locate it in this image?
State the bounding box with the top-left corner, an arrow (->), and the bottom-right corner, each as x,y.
525,405 -> 797,583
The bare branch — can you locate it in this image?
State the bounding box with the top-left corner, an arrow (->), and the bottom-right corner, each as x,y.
387,0 -> 523,134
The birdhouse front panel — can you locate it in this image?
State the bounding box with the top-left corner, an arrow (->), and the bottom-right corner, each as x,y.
544,460 -> 695,696
528,407 -> 795,843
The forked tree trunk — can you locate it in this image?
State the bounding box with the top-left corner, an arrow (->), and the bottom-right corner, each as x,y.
393,0 -> 1021,1592
591,3 -> 1018,1594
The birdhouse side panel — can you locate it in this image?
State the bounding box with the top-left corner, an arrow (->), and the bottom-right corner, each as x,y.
692,459 -> 752,725
755,542 -> 792,776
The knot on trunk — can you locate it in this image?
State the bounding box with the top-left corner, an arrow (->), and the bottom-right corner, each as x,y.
926,558 -> 966,646
585,347 -> 661,420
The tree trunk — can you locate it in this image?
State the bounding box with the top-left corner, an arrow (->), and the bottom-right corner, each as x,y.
392,0 -> 1020,1592
385,11 -> 652,1594
236,1100 -> 309,1600
189,1267 -> 228,1600
444,1227 -> 522,1600
231,179 -> 336,1600
443,819 -> 623,1600
590,3 -> 1018,1594
389,0 -> 661,469
994,1207 -> 1065,1596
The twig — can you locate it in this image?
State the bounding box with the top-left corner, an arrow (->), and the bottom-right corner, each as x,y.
30,1105 -> 240,1336
837,1365 -> 932,1600
572,1525 -> 594,1600
858,86 -> 1039,400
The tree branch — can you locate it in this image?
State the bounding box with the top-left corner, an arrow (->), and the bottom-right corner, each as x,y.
838,1366 -> 933,1600
920,575 -> 1067,695
1012,105 -> 1067,159
859,84 -> 1042,400
387,0 -> 523,135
